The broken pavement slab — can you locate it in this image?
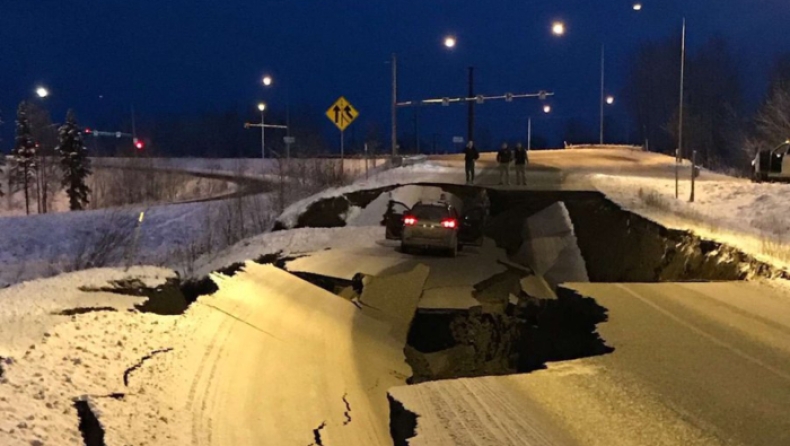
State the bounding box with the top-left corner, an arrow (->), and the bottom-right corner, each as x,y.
162,263 -> 414,446
514,202 -> 589,285
520,275 -> 557,301
359,264 -> 430,343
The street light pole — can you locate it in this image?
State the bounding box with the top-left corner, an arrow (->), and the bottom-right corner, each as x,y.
258,103 -> 266,159
600,44 -> 605,145
467,66 -> 475,143
676,18 -> 686,199
528,117 -> 532,150
391,53 -> 398,158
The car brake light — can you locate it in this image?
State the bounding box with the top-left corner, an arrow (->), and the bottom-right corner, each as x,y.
404,216 -> 417,226
441,219 -> 457,229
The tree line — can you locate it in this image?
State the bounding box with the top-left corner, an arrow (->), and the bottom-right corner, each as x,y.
622,33 -> 790,171
2,101 -> 91,214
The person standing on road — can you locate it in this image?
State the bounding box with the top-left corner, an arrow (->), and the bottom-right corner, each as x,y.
514,142 -> 528,186
496,142 -> 512,185
462,141 -> 480,185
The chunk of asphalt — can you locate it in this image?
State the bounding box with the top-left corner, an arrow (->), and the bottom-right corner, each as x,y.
73,398 -> 106,446
520,275 -> 557,302
359,263 -> 430,343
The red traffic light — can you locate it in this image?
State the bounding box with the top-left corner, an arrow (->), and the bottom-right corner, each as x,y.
133,138 -> 144,150
85,128 -> 91,134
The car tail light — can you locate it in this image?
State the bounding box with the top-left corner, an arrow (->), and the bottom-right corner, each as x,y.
441,219 -> 457,229
404,216 -> 417,226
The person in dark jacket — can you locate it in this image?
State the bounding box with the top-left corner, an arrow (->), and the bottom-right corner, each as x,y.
496,142 -> 512,185
514,142 -> 528,185
462,141 -> 480,184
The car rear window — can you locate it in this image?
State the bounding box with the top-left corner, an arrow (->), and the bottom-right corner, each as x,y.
411,205 -> 450,221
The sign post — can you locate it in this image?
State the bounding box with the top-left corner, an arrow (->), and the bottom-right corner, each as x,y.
326,96 -> 359,179
283,136 -> 296,159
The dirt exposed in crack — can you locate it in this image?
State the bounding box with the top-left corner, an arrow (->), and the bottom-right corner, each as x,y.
180,252 -> 297,305
73,398 -> 106,446
342,393 -> 352,426
55,307 -> 118,316
486,190 -> 790,282
123,348 -> 173,386
80,278 -> 188,315
388,393 -> 418,446
310,421 -> 327,446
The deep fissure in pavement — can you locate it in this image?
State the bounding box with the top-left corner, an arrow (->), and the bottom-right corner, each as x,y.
388,394 -> 418,446
73,399 -> 106,446
123,348 -> 174,386
403,188 -> 784,384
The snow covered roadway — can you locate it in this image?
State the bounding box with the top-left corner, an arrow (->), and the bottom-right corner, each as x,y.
4,148 -> 790,445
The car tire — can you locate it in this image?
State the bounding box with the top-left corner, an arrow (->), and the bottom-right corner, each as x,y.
401,244 -> 410,254
448,245 -> 458,258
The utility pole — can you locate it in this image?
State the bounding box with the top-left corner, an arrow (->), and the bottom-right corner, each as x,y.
528,117 -> 532,150
467,66 -> 475,144
599,44 -> 605,145
391,53 -> 398,157
676,18 -> 686,199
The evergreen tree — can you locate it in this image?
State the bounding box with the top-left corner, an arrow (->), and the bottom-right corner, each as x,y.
58,110 -> 91,211
10,101 -> 37,215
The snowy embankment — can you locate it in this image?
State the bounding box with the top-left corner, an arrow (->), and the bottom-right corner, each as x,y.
92,156 -> 393,181
593,174 -> 790,270
0,159 -> 444,288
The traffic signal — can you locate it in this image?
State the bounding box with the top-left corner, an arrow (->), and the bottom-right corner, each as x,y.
133,138 -> 144,150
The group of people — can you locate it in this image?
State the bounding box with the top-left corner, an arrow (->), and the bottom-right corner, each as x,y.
462,141 -> 530,186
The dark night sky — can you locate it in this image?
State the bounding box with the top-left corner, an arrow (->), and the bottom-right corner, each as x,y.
3,0 -> 790,152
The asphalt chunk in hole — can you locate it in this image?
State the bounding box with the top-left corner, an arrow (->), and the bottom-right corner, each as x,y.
73,398 -> 106,446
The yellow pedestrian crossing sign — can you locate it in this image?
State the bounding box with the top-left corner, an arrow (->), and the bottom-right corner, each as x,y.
326,96 -> 359,132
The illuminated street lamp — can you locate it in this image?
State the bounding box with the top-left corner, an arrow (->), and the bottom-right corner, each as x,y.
391,36 -> 458,157
552,21 -> 566,36
633,3 -> 643,11
36,86 -> 49,98
262,75 -> 273,86
258,103 -> 266,159
606,95 -> 615,105
543,104 -> 552,114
